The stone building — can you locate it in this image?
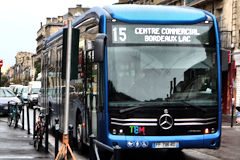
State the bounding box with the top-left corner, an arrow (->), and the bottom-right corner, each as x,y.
5,66 -> 14,83
36,4 -> 89,57
14,52 -> 33,84
35,4 -> 89,81
35,16 -> 64,81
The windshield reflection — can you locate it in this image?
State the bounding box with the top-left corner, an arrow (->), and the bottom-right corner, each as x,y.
108,46 -> 217,107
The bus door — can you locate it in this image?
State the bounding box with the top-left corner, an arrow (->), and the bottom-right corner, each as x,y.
83,48 -> 94,142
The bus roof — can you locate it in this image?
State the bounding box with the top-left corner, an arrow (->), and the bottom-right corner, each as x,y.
104,5 -> 207,24
44,5 -> 208,45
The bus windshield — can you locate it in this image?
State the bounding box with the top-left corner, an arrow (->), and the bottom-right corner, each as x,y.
107,24 -> 217,108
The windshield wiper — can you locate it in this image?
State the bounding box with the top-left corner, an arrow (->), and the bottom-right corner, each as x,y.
176,100 -> 207,112
119,100 -> 208,114
119,103 -> 162,114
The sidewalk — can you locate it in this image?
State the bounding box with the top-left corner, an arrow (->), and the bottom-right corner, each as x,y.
19,106 -> 88,160
222,114 -> 239,127
0,117 -> 54,160
0,106 -> 88,160
193,114 -> 240,160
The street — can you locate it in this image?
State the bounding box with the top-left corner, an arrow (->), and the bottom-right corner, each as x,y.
1,1 -> 240,160
0,111 -> 240,160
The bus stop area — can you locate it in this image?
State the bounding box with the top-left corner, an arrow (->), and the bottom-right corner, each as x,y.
0,117 -> 53,160
0,106 -> 88,160
0,110 -> 239,160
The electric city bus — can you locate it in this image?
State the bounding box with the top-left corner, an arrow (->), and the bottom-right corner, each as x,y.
41,4 -> 222,153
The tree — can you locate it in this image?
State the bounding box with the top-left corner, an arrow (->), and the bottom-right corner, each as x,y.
34,61 -> 41,80
1,75 -> 10,87
12,78 -> 22,85
23,76 -> 31,85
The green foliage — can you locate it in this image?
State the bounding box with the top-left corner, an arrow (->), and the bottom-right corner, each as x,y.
12,78 -> 22,85
1,75 -> 9,87
23,76 -> 31,85
34,61 -> 41,80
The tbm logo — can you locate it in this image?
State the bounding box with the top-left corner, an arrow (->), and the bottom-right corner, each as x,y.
129,126 -> 145,135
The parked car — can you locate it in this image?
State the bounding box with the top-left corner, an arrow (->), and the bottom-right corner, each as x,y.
9,84 -> 23,94
15,86 -> 24,96
19,86 -> 29,104
27,81 -> 41,108
0,87 -> 22,115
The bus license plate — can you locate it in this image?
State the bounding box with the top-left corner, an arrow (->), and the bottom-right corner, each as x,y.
155,142 -> 179,148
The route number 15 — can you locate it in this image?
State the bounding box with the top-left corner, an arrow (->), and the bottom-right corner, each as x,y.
113,27 -> 127,42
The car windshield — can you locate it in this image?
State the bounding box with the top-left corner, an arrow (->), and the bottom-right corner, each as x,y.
22,87 -> 29,93
16,88 -> 23,94
0,89 -> 16,97
31,88 -> 40,94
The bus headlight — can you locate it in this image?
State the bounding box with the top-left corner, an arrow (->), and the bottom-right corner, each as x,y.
211,128 -> 215,133
119,129 -> 124,134
112,129 -> 117,135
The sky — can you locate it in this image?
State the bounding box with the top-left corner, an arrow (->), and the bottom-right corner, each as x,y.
0,0 -> 118,67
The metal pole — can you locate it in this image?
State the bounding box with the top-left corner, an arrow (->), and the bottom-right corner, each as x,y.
22,105 -> 24,129
64,20 -> 72,135
55,118 -> 59,158
231,104 -> 234,128
27,105 -> 30,134
45,114 -> 49,152
33,107 -> 36,140
89,134 -> 97,160
113,145 -> 121,160
68,124 -> 74,153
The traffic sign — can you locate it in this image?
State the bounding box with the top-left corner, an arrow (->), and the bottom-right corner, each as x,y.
0,60 -> 3,67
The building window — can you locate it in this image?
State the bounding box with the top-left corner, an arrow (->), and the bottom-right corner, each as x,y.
216,8 -> 223,30
186,0 -> 196,5
239,30 -> 240,49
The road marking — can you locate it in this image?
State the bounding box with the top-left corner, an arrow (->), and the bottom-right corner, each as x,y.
0,156 -> 35,159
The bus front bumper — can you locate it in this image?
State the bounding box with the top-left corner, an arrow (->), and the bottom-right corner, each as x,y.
107,131 -> 220,150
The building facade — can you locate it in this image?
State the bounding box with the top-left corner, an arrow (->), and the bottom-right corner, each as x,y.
36,5 -> 89,57
5,66 -> 14,83
35,4 -> 89,81
14,52 -> 33,85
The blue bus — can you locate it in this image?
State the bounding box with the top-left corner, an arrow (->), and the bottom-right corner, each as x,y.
42,4 -> 222,154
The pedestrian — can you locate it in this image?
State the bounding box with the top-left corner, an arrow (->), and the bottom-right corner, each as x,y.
236,106 -> 240,124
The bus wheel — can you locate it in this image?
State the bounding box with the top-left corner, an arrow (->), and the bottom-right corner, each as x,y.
76,116 -> 84,152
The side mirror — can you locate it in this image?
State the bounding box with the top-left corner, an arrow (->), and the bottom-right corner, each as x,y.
236,106 -> 240,112
94,34 -> 107,63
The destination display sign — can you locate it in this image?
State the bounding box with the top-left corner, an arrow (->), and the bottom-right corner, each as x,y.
111,24 -> 211,45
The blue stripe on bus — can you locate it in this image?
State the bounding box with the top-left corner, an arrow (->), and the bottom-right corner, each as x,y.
203,10 -> 222,131
107,130 -> 220,149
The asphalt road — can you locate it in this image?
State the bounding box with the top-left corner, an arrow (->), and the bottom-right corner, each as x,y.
0,110 -> 240,160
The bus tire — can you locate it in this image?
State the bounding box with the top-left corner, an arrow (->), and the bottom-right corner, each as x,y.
76,114 -> 85,152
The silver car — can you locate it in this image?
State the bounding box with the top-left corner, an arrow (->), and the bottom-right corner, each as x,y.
0,87 -> 22,115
